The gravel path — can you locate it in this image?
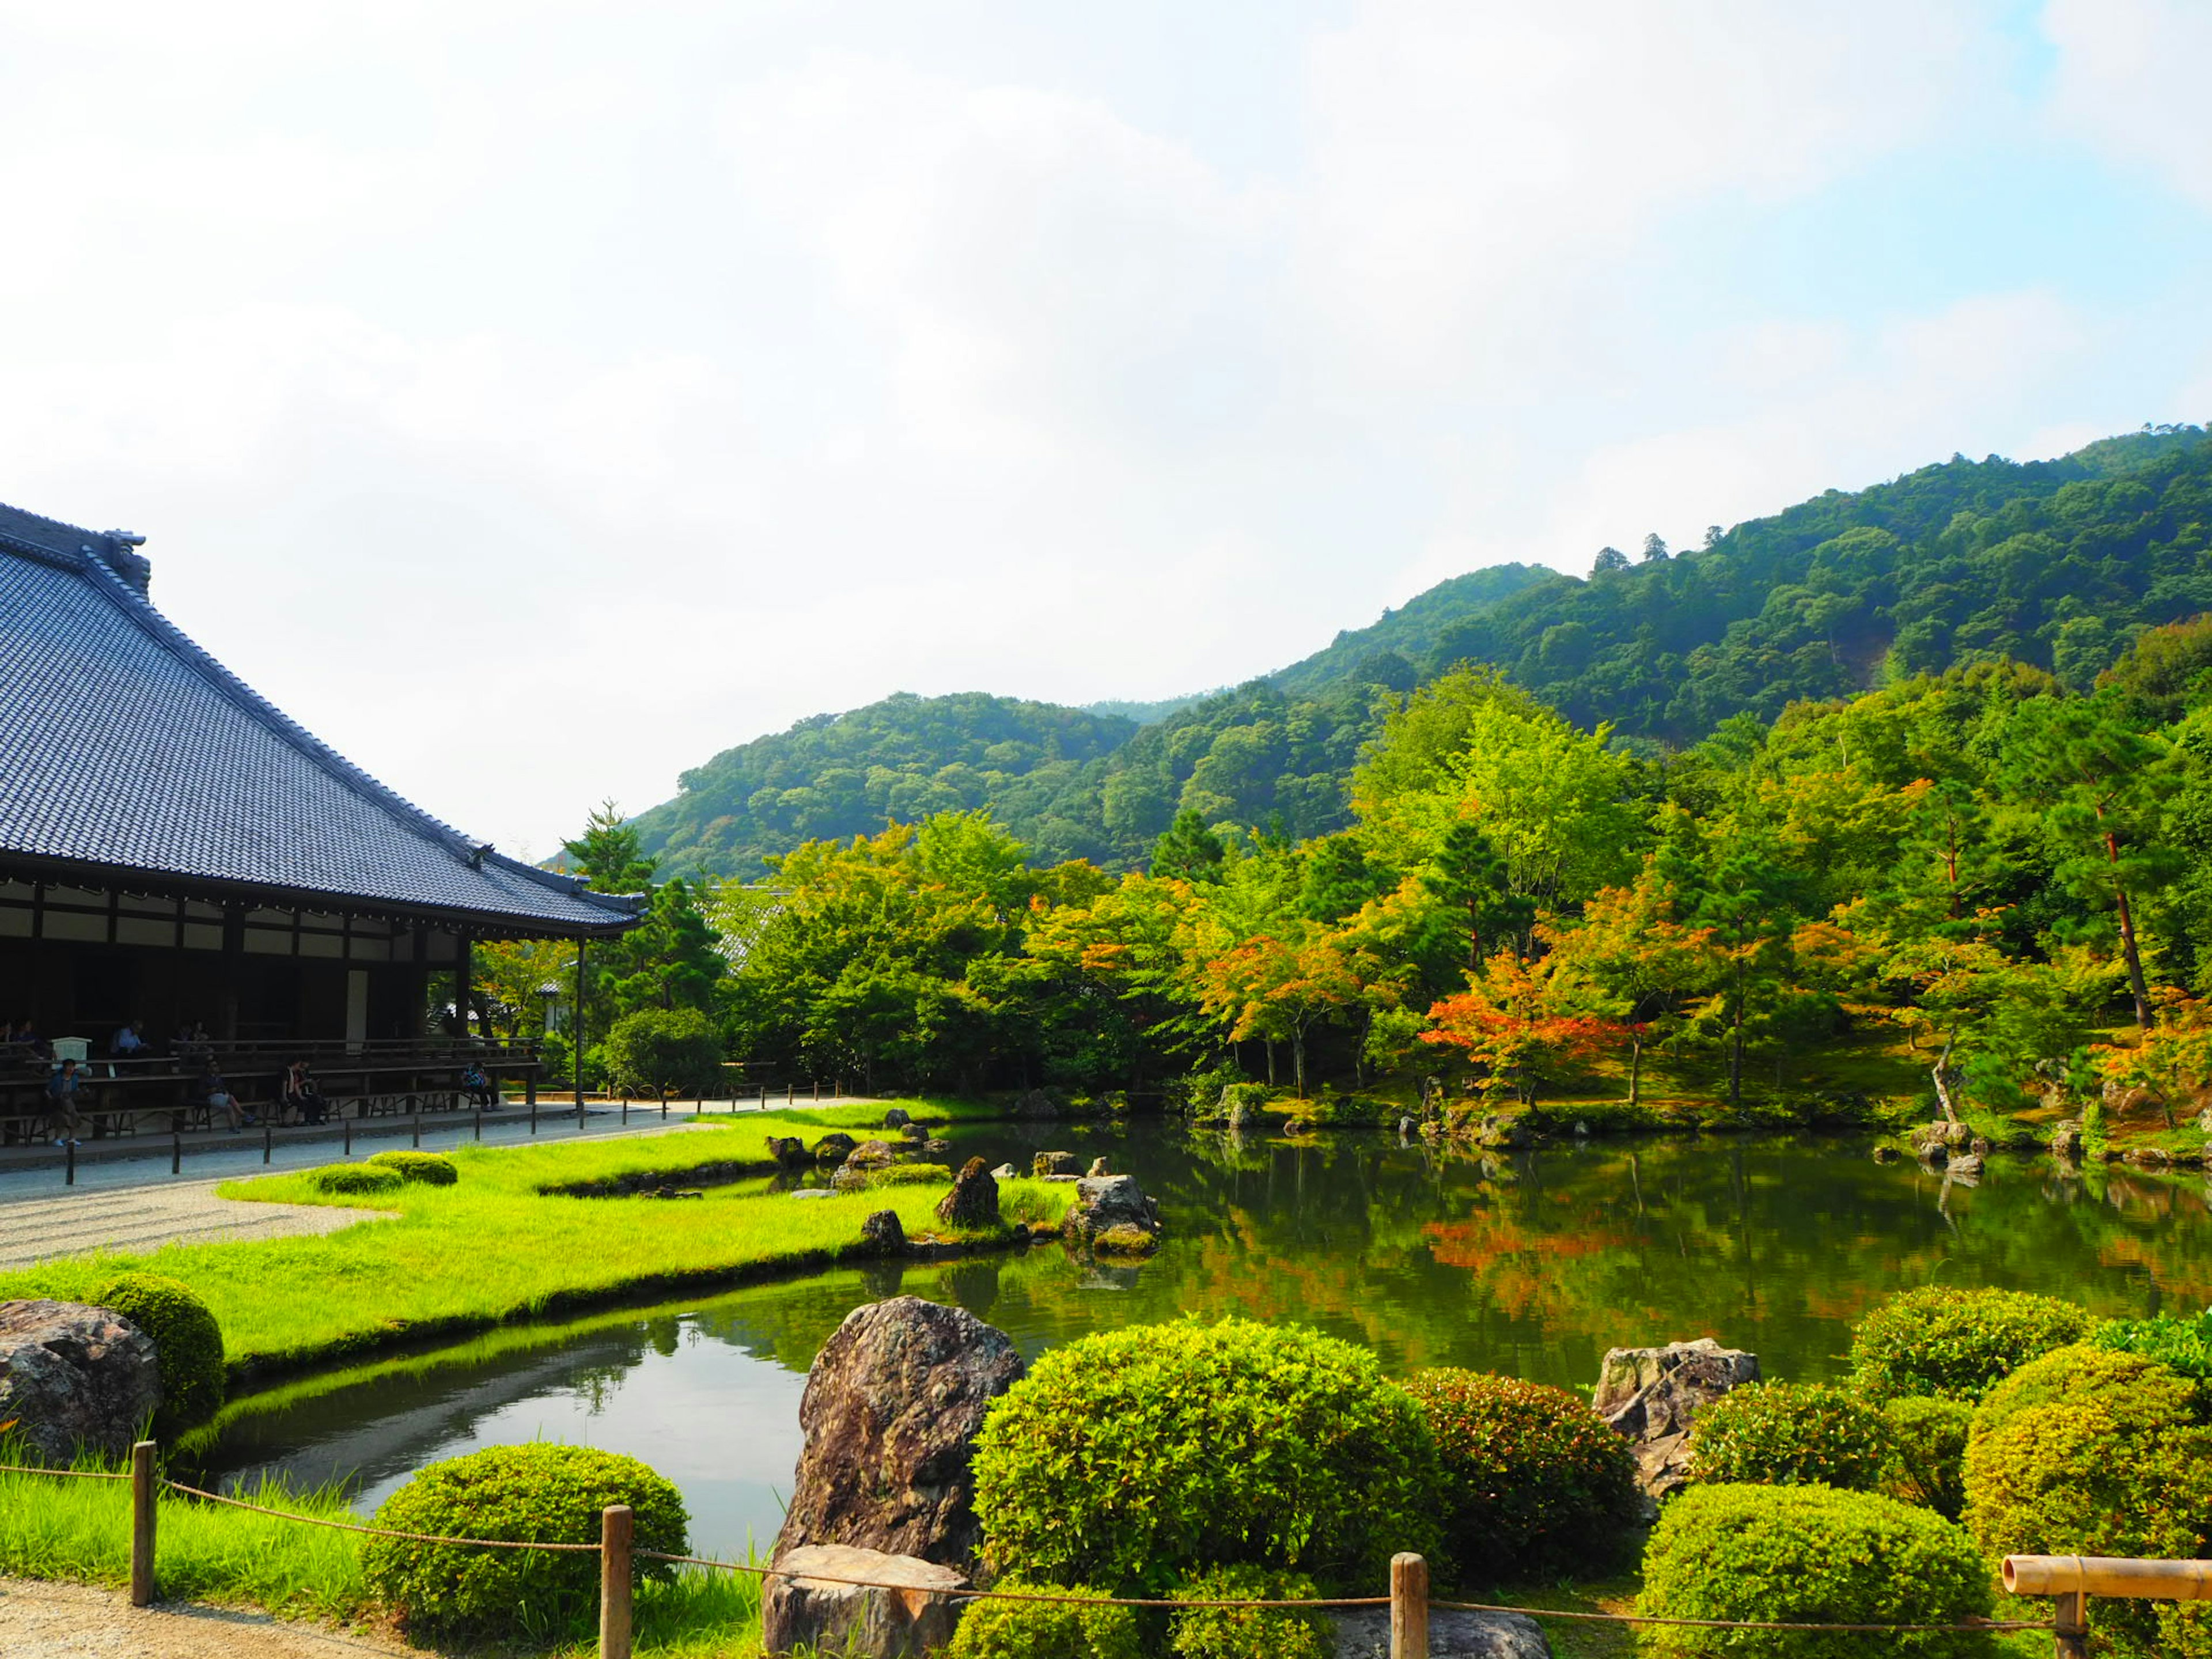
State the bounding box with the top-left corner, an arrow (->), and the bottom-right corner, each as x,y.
0,1577 -> 418,1658
0,1178 -> 391,1269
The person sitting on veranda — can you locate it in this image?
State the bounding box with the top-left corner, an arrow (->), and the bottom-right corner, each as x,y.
281,1060 -> 328,1126
45,1058 -> 87,1148
16,1022 -> 51,1067
111,1020 -> 147,1060
192,1060 -> 252,1132
460,1060 -> 495,1109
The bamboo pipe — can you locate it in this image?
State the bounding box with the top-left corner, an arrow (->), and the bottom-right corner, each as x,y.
2005,1556 -> 2212,1600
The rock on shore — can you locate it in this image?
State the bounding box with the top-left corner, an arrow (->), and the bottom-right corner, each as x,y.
1334,1607 -> 1551,1657
0,1300 -> 161,1463
762,1544 -> 967,1658
1593,1337 -> 1759,1503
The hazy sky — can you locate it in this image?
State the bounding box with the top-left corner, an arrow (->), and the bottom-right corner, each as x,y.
6,1 -> 2211,857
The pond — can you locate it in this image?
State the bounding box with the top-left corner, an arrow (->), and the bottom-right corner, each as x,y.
185,1118 -> 2212,1562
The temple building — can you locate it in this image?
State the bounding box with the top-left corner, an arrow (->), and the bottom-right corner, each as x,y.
0,501 -> 637,1108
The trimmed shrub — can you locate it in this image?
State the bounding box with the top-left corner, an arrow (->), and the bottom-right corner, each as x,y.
867,1163 -> 953,1187
1167,1566 -> 1330,1659
1883,1395 -> 1974,1520
2093,1308 -> 2212,1409
601,1007 -> 721,1100
1397,1369 -> 1639,1578
942,1586 -> 1146,1659
1961,1344 -> 2212,1655
1848,1287 -> 2093,1403
971,1317 -> 1442,1594
363,1444 -> 687,1639
366,1150 -> 458,1186
1638,1483 -> 1996,1658
95,1273 -> 225,1431
1689,1381 -> 1896,1493
311,1164 -> 404,1197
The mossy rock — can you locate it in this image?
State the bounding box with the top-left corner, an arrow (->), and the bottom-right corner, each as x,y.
96,1272 -> 225,1433
312,1163 -> 405,1197
1092,1224 -> 1160,1256
366,1150 -> 457,1185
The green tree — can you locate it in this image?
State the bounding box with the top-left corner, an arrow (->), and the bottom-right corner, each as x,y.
607,878 -> 725,1015
1150,808 -> 1226,884
562,800 -> 656,893
601,1008 -> 722,1104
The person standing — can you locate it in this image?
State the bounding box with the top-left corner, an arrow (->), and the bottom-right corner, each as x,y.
45,1058 -> 86,1147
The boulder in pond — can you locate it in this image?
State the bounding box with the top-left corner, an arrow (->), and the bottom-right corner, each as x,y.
762,1544 -> 967,1658
1010,1088 -> 1061,1119
814,1132 -> 859,1164
1947,1152 -> 1986,1178
2051,1120 -> 2085,1160
1032,1150 -> 1081,1177
1334,1607 -> 1550,1658
767,1136 -> 809,1166
901,1122 -> 929,1144
846,1140 -> 898,1171
1086,1156 -> 1110,1177
934,1159 -> 1001,1230
774,1295 -> 1025,1569
1593,1337 -> 1759,1504
862,1210 -> 906,1252
882,1107 -> 912,1130
0,1300 -> 161,1464
1062,1174 -> 1161,1247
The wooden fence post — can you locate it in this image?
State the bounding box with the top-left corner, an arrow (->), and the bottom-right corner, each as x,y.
1391,1552 -> 1428,1659
599,1503 -> 634,1659
2055,1591 -> 2089,1659
129,1441 -> 157,1607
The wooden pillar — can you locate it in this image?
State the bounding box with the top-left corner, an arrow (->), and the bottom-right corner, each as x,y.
599,1504 -> 634,1659
1391,1553 -> 1429,1659
2055,1592 -> 2089,1659
130,1441 -> 157,1606
452,930 -> 474,1040
219,903 -> 244,1041
408,923 -> 429,1038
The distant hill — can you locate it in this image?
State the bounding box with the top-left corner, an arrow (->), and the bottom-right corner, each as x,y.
631,423 -> 2212,877
1082,691 -> 1223,725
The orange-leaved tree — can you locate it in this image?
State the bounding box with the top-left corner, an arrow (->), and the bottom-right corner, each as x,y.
1419,950 -> 1630,1110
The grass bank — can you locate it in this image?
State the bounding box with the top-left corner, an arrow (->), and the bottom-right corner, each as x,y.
0,1455 -> 766,1655
0,1100 -> 1070,1380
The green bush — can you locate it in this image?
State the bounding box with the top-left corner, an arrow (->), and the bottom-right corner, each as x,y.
868,1163 -> 952,1187
1167,1566 -> 1329,1659
362,1444 -> 687,1639
310,1164 -> 404,1197
366,1150 -> 458,1186
95,1273 -> 225,1432
1963,1355 -> 2212,1659
1397,1369 -> 1639,1578
942,1586 -> 1146,1659
1638,1483 -> 1997,1658
1689,1381 -> 1896,1493
1848,1287 -> 2093,1403
2093,1308 -> 2212,1410
971,1317 -> 1442,1594
1883,1395 -> 1974,1520
601,1007 -> 722,1101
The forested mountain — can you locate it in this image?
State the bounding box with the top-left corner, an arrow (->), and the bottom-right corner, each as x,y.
636,425 -> 2212,877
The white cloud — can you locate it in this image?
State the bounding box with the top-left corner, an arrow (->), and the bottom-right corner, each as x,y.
2043,0 -> 2212,207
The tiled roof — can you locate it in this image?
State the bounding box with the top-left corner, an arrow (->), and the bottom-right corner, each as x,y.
0,503 -> 640,935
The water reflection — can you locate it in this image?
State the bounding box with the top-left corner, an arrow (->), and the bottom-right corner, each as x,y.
191,1122 -> 2212,1559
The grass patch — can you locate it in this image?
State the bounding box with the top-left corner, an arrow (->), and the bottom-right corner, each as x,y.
0,1103 -> 1070,1380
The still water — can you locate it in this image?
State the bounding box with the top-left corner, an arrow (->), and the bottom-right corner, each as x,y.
187,1120 -> 2212,1560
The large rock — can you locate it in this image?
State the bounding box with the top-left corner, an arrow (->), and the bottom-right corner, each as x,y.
1593,1338 -> 1759,1502
762,1544 -> 968,1657
934,1159 -> 1001,1231
882,1107 -> 912,1130
862,1210 -> 906,1251
1032,1150 -> 1081,1177
1062,1174 -> 1161,1247
814,1132 -> 859,1164
1334,1608 -> 1551,1657
1011,1088 -> 1061,1119
847,1139 -> 898,1172
767,1135 -> 809,1166
0,1300 -> 162,1463
774,1296 -> 1025,1569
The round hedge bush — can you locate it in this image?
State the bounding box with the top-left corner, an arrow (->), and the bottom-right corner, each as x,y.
941,1585 -> 1146,1659
1638,1483 -> 1995,1658
362,1444 -> 687,1639
366,1150 -> 457,1185
95,1273 -> 224,1432
1882,1395 -> 1974,1520
1167,1565 -> 1330,1659
1397,1369 -> 1639,1578
1848,1286 -> 2093,1403
1963,1346 -> 2212,1657
971,1317 -> 1442,1594
312,1164 -> 404,1197
1688,1381 -> 1896,1493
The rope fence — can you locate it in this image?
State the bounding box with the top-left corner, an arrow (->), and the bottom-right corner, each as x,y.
7,1448 -> 2194,1657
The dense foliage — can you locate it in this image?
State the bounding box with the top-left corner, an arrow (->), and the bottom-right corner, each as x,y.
366,1150 -> 457,1185
940,1586 -> 1146,1659
1847,1288 -> 2094,1403
1165,1566 -> 1331,1659
2094,1308 -> 2212,1407
601,1007 -> 722,1101
1882,1395 -> 1975,1520
95,1273 -> 224,1431
1639,1483 -> 1997,1658
362,1445 -> 686,1639
969,1318 -> 1442,1594
1962,1346 -> 2212,1658
1688,1381 -> 1896,1493
1397,1369 -> 1639,1578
